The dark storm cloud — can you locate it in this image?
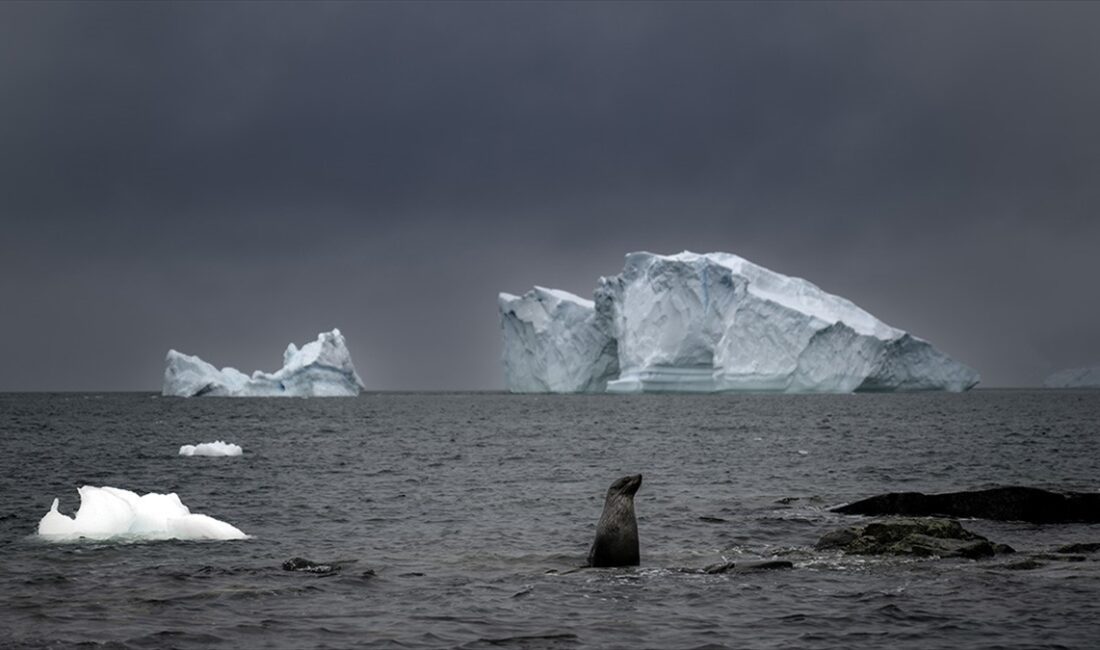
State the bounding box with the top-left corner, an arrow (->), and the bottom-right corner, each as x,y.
2,1 -> 1098,389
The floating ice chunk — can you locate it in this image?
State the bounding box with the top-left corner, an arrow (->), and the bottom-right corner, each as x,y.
166,513 -> 249,540
36,486 -> 247,541
1044,366 -> 1100,388
162,329 -> 365,397
179,441 -> 243,457
38,499 -> 76,536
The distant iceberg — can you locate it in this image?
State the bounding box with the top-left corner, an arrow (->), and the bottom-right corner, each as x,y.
1044,366 -> 1100,388
499,251 -> 979,393
179,441 -> 243,457
163,329 -> 365,397
37,486 -> 247,541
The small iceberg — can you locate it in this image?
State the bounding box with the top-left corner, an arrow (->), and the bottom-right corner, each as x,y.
163,328 -> 365,397
37,486 -> 248,541
179,441 -> 243,457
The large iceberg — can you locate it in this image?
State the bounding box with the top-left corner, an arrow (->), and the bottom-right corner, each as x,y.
498,287 -> 618,392
163,329 -> 365,397
500,252 -> 979,393
1044,366 -> 1100,388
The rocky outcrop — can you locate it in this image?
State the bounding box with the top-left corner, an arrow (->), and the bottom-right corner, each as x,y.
816,518 -> 1013,558
833,487 -> 1100,524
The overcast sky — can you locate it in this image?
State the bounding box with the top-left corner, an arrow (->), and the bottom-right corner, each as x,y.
2,1 -> 1098,390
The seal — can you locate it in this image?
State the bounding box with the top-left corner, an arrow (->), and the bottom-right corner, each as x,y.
587,474 -> 642,567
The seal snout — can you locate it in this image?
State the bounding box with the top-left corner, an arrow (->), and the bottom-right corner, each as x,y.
611,473 -> 643,497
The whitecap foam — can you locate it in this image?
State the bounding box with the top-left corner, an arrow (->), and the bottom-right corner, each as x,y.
179,441 -> 243,457
37,486 -> 248,541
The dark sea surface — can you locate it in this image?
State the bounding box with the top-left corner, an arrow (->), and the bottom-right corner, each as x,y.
1,391 -> 1099,649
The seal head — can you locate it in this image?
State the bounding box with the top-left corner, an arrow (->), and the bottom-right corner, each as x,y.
587,474 -> 642,567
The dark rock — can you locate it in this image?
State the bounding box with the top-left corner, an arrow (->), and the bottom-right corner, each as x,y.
816,518 -> 1013,558
833,487 -> 1100,524
690,560 -> 794,574
702,561 -> 737,574
282,557 -> 340,575
1056,542 -> 1100,554
1034,553 -> 1087,562
776,496 -> 825,505
1003,559 -> 1045,570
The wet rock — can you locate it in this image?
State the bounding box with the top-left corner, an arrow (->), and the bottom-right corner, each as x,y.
776,496 -> 824,505
702,559 -> 793,574
1003,559 -> 1046,570
816,518 -> 1014,558
1056,542 -> 1100,554
282,557 -> 342,575
833,487 -> 1100,524
1034,553 -> 1087,562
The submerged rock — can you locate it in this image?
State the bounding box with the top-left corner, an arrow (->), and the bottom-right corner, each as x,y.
833,487 -> 1100,524
816,518 -> 1014,558
1055,542 -> 1100,554
1002,559 -> 1046,571
282,557 -> 352,576
701,560 -> 793,574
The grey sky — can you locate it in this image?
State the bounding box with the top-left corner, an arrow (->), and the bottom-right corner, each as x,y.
1,1 -> 1098,390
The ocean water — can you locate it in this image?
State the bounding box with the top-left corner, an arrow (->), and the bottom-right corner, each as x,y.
1,391 -> 1098,649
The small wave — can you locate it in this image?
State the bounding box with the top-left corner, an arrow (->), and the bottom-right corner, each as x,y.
127,629 -> 226,646
459,632 -> 579,648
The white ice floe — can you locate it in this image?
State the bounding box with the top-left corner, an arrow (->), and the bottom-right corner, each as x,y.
500,251 -> 980,393
162,328 -> 365,397
37,486 -> 248,541
178,441 -> 243,457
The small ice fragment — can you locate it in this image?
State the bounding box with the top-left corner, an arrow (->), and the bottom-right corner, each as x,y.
179,441 -> 243,457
